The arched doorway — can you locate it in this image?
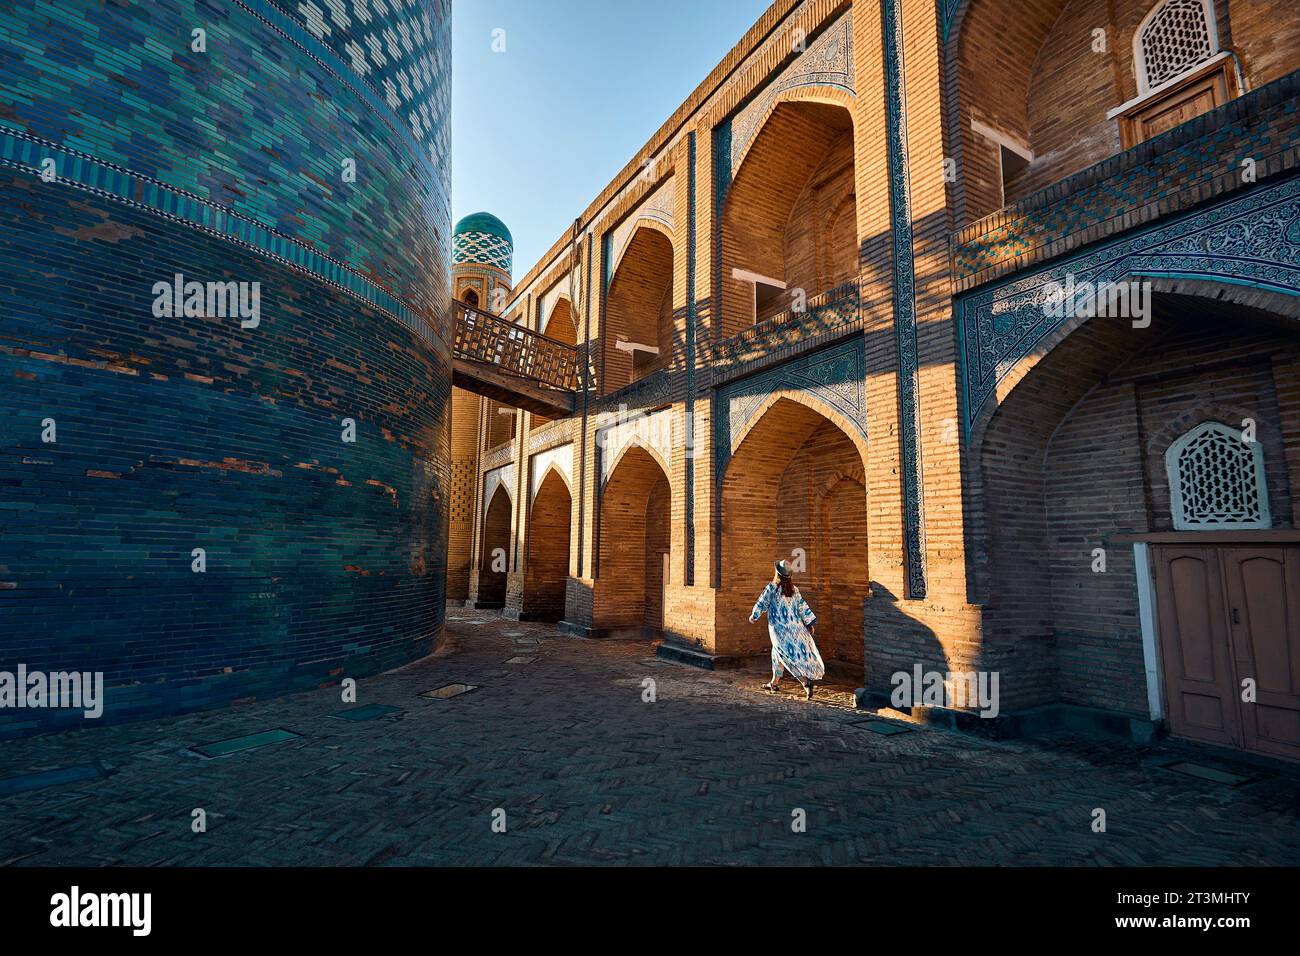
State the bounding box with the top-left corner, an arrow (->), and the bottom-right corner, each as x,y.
523,468 -> 571,620
477,483 -> 511,609
717,396 -> 868,668
462,287 -> 480,308
599,444 -> 671,633
604,226 -> 674,392
719,98 -> 857,340
975,287 -> 1300,757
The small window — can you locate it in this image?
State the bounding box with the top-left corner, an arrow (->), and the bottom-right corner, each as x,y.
754,280 -> 786,321
1165,421 -> 1270,531
1135,0 -> 1218,93
463,288 -> 480,308
999,143 -> 1030,201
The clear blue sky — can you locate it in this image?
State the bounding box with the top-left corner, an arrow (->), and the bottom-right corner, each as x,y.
452,0 -> 772,281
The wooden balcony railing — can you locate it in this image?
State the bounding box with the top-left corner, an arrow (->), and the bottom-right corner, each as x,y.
453,300 -> 580,392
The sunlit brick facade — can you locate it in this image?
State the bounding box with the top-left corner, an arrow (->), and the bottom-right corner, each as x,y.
458,0 -> 1300,757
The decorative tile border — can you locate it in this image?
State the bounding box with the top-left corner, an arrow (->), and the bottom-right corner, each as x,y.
950,76 -> 1300,293
881,0 -> 928,600
0,128 -> 430,345
686,130 -> 698,585
715,336 -> 866,475
711,280 -> 862,382
938,0 -> 963,42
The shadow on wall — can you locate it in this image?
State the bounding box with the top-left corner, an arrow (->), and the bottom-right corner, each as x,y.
861,582 -> 950,707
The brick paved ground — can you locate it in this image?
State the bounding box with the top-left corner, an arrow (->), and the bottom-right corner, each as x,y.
2,608 -> 1299,866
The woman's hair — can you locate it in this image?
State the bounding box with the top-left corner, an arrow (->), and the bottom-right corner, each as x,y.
778,573 -> 794,598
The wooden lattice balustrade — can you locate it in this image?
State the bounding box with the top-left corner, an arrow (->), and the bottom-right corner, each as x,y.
451,299 -> 580,416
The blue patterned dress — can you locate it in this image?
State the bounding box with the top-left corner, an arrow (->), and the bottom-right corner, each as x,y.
750,582 -> 825,682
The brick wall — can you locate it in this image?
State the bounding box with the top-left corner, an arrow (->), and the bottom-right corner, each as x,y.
719,103 -> 856,342
0,0 -> 450,735
773,421 -> 870,665
604,227 -> 674,392
450,0 -> 1300,730
953,0 -> 1300,236
447,386 -> 481,600
717,397 -> 871,662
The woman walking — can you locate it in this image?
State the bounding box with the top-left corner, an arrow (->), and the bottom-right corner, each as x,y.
749,559 -> 825,699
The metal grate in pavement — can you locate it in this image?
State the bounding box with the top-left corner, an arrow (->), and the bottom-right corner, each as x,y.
850,719 -> 915,735
0,763 -> 103,796
329,704 -> 403,721
188,728 -> 301,758
1161,760 -> 1255,786
421,683 -> 480,700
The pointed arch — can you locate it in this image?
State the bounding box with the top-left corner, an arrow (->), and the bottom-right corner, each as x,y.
597,444 -> 672,632
477,481 -> 513,608
523,466 -> 572,620
718,95 -> 857,341
604,224 -> 675,392
717,395 -> 868,666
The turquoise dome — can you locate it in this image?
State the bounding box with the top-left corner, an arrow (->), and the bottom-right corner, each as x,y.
453,211 -> 512,274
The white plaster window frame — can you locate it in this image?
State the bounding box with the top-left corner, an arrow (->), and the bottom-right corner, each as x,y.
970,119 -> 1034,208
1165,421 -> 1272,532
732,267 -> 787,324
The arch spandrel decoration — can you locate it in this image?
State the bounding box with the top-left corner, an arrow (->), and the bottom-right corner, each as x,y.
714,9 -> 855,207
596,407 -> 676,491
606,180 -> 677,283
958,175 -> 1300,435
529,444 -> 573,503
483,463 -> 515,511
538,286 -> 572,337
715,337 -> 866,476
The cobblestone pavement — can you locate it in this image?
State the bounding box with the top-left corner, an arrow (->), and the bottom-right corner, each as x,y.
3,609 -> 1300,866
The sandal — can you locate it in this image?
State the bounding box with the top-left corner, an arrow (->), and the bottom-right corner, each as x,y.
804,679 -> 815,700
762,681 -> 779,693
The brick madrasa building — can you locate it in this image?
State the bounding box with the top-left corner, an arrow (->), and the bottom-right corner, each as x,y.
449,0 -> 1300,761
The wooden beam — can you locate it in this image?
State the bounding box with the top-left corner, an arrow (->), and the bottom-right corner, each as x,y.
452,358 -> 577,417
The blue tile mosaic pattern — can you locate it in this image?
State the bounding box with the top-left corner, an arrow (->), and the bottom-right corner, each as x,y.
0,0 -> 452,736
880,0 -> 928,601
0,0 -> 450,338
452,211 -> 512,276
